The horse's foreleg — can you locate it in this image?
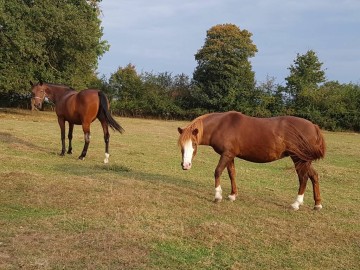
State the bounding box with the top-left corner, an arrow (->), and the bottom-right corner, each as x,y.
214,153 -> 233,203
67,123 -> 74,154
58,117 -> 66,156
79,124 -> 90,160
308,164 -> 322,210
227,159 -> 237,201
291,159 -> 309,210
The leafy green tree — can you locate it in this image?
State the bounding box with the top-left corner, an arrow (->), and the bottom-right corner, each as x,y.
253,76 -> 285,117
285,50 -> 326,111
109,64 -> 143,101
192,23 -> 257,112
0,0 -> 108,98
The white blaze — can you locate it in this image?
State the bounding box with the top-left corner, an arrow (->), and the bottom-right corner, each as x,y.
182,139 -> 194,169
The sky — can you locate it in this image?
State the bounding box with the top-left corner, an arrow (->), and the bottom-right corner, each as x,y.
97,0 -> 360,85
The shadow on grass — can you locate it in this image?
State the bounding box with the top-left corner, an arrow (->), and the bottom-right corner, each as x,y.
51,161 -> 201,193
0,132 -> 49,152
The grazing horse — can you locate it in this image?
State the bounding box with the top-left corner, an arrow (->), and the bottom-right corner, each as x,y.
177,111 -> 326,210
31,81 -> 124,163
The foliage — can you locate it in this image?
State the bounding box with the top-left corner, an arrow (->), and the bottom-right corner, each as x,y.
1,10 -> 359,132
284,50 -> 326,111
192,24 -> 258,112
0,0 -> 108,98
108,64 -> 197,119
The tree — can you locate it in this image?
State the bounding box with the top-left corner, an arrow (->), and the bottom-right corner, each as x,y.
109,64 -> 143,101
0,0 -> 108,98
253,76 -> 285,117
285,50 -> 326,111
192,24 -> 257,112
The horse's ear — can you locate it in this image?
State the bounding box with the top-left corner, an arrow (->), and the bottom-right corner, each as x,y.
30,81 -> 34,86
192,128 -> 199,136
177,127 -> 183,134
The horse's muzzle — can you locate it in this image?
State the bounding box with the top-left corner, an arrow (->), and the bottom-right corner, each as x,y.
181,162 -> 192,170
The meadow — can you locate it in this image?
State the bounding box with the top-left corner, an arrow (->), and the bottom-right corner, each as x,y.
0,108 -> 359,269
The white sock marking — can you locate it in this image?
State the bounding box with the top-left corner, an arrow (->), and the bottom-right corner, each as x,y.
104,153 -> 110,164
291,194 -> 304,210
215,185 -> 222,200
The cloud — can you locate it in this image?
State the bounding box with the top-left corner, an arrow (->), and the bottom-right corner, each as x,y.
98,0 -> 360,83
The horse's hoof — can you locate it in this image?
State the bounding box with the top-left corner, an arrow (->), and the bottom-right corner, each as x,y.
67,151 -> 72,154
290,203 -> 300,211
214,198 -> 222,203
228,194 -> 236,202
78,156 -> 85,160
59,153 -> 65,156
314,204 -> 323,210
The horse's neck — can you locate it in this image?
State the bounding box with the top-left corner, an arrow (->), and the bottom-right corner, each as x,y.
47,86 -> 73,103
198,117 -> 211,146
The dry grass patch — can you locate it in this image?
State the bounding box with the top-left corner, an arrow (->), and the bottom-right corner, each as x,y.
0,109 -> 359,269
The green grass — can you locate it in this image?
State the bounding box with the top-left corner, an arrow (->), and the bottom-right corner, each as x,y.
0,108 -> 359,269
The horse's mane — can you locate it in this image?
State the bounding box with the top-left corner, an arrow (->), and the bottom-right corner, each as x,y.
178,114 -> 209,145
41,82 -> 75,91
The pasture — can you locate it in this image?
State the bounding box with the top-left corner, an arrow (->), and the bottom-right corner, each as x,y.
0,108 -> 359,269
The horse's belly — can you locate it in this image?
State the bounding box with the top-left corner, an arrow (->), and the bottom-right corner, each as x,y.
238,150 -> 286,163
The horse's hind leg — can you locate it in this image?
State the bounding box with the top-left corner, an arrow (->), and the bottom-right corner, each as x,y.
100,119 -> 110,164
79,123 -> 90,160
67,123 -> 74,154
291,158 -> 309,210
308,164 -> 322,210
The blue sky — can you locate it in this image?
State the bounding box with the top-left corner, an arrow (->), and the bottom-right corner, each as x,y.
97,0 -> 360,85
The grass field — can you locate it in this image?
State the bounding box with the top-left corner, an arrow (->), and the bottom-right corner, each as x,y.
0,108 -> 359,269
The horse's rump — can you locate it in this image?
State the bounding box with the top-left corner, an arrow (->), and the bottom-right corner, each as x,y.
284,120 -> 326,162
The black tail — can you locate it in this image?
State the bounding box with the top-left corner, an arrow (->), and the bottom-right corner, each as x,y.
98,92 -> 125,133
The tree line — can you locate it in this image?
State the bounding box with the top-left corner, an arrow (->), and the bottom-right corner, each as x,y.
1,2 -> 359,131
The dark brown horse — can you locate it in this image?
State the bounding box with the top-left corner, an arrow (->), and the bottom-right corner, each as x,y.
31,81 -> 124,163
178,111 -> 326,210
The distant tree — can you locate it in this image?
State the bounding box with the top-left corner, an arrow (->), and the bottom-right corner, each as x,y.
192,24 -> 258,112
285,50 -> 326,111
253,76 -> 285,117
0,0 -> 108,98
109,64 -> 143,101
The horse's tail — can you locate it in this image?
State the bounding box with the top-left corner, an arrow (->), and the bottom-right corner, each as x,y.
287,124 -> 326,162
98,91 -> 125,133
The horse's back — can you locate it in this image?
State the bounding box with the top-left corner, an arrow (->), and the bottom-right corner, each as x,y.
205,112 -> 324,162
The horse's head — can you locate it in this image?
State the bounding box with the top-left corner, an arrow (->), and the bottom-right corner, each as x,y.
30,80 -> 47,109
177,127 -> 199,170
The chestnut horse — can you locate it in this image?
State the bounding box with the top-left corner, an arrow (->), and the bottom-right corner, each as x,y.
31,81 -> 124,163
177,111 -> 326,210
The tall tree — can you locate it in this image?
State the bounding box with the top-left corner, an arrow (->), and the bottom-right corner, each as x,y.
0,0 -> 108,95
285,50 -> 326,111
192,23 -> 257,112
